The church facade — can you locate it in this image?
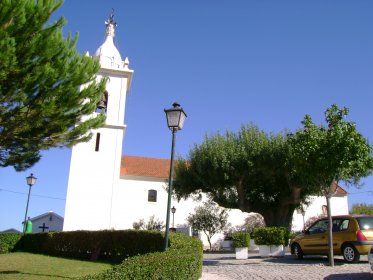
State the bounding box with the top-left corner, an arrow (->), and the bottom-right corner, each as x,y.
63,16 -> 349,248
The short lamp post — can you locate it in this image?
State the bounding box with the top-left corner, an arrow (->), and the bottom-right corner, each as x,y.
300,207 -> 306,231
164,102 -> 187,251
23,173 -> 37,234
171,206 -> 176,228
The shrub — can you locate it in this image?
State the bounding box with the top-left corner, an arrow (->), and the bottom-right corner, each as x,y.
253,227 -> 290,246
132,215 -> 165,231
0,233 -> 22,253
187,201 -> 229,251
232,232 -> 250,248
14,230 -> 202,279
20,230 -> 164,262
81,233 -> 203,280
235,213 -> 265,233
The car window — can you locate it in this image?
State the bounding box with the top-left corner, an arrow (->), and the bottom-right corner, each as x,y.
332,219 -> 349,232
340,219 -> 349,231
356,217 -> 373,230
332,220 -> 340,232
308,219 -> 328,234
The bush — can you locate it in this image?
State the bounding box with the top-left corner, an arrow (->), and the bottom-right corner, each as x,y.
10,230 -> 202,279
0,233 -> 22,254
132,215 -> 165,231
20,230 -> 164,262
232,232 -> 250,248
253,227 -> 290,246
81,233 -> 203,280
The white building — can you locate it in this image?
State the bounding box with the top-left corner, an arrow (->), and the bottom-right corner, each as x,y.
30,211 -> 64,233
63,16 -> 348,248
292,185 -> 348,231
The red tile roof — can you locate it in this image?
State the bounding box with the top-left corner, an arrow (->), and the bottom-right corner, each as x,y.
331,181 -> 348,195
121,155 -> 170,179
120,156 -> 348,196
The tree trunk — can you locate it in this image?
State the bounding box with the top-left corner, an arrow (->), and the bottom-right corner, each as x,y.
207,236 -> 212,251
204,231 -> 212,251
260,203 -> 296,229
326,182 -> 335,267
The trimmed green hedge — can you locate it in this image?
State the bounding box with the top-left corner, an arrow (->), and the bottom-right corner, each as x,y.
21,230 -> 164,262
2,230 -> 203,279
81,233 -> 203,280
232,232 -> 250,248
254,227 -> 290,246
0,233 -> 22,254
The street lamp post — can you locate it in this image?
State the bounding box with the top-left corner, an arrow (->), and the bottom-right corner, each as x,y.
171,206 -> 176,228
164,102 -> 187,251
23,173 -> 37,234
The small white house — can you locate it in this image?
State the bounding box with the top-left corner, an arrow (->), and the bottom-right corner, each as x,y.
30,211 -> 64,233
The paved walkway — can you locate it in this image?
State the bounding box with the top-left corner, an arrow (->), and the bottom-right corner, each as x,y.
201,252 -> 373,280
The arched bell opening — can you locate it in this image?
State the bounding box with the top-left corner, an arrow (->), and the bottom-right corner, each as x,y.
96,90 -> 109,113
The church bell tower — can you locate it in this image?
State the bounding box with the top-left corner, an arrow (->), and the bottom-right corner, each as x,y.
63,14 -> 133,231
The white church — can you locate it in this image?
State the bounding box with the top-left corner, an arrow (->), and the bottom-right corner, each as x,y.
63,16 -> 349,248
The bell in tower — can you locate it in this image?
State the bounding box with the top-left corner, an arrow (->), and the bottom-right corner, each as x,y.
96,90 -> 108,112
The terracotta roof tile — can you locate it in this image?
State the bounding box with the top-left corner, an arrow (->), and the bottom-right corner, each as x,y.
332,181 -> 348,195
120,156 -> 348,196
121,155 -> 170,179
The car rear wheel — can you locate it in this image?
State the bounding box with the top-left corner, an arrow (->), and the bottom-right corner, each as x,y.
292,243 -> 303,260
342,244 -> 360,263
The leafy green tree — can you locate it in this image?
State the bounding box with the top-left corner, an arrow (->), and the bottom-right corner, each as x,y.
174,124 -> 307,228
132,215 -> 165,231
187,201 -> 229,250
350,203 -> 373,215
0,0 -> 106,171
174,104 -> 373,241
290,104 -> 373,266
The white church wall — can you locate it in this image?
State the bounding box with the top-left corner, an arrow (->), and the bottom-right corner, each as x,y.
64,127 -> 123,231
110,178 -> 250,249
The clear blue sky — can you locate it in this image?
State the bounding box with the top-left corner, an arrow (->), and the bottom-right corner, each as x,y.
1,1 -> 373,231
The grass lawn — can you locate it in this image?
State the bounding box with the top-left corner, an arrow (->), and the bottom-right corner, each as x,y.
0,252 -> 112,279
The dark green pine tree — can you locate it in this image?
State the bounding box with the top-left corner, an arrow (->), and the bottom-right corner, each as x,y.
0,0 -> 107,171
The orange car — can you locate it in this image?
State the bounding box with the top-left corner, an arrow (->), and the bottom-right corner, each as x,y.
290,215 -> 373,263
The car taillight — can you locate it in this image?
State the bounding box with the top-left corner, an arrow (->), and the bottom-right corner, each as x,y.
357,230 -> 367,241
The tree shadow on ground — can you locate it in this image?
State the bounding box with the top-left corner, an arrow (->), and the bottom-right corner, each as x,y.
203,260 -> 220,266
324,273 -> 373,280
261,255 -> 368,266
203,254 -> 369,267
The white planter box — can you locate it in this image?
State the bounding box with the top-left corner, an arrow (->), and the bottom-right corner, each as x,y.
250,239 -> 259,251
235,247 -> 248,259
270,245 -> 285,257
258,245 -> 285,257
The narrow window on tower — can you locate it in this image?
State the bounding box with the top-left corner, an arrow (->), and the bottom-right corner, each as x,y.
95,133 -> 101,152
